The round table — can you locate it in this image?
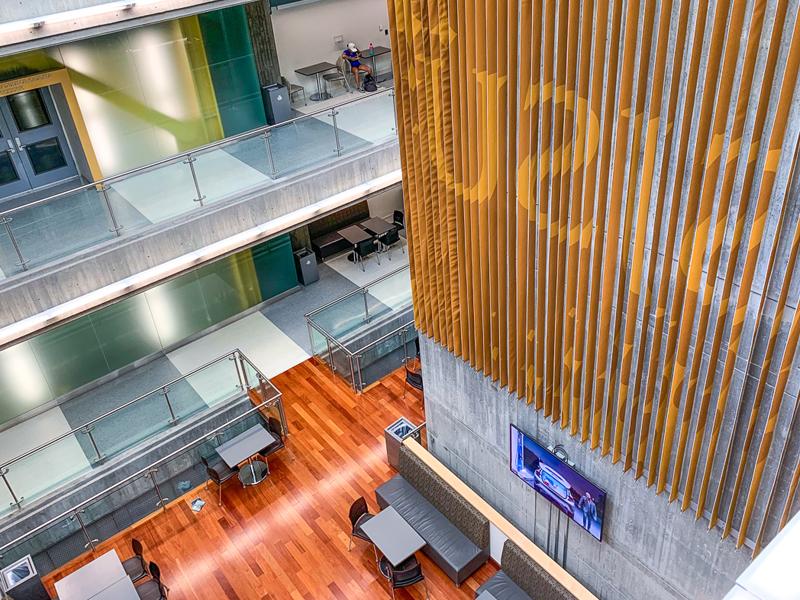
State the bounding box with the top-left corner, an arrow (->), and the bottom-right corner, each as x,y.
239,459 -> 269,486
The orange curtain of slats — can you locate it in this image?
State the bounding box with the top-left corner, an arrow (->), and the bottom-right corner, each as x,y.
388,0 -> 800,554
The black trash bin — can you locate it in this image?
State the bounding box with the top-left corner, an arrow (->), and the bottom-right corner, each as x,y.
262,83 -> 292,125
294,248 -> 319,285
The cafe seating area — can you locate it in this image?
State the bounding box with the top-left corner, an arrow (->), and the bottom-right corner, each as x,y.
311,209 -> 405,271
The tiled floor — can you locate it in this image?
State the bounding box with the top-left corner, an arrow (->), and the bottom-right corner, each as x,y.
325,244 -> 410,308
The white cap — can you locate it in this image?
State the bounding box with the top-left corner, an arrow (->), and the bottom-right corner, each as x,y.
347,42 -> 357,51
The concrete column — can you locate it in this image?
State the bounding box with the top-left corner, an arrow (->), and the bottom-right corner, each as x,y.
245,0 -> 282,86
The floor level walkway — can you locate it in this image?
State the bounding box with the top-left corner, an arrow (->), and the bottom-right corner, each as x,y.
41,360 -> 497,599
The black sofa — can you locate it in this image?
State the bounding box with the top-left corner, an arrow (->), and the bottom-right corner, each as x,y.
375,444 -> 490,585
311,231 -> 349,261
476,539 -> 578,600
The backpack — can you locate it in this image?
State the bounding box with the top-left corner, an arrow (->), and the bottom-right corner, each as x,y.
363,73 -> 377,92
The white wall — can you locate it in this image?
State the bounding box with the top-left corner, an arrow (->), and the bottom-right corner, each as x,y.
367,184 -> 403,218
272,0 -> 392,89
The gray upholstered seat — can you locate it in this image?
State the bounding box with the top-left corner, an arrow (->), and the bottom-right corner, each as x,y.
475,570 -> 532,599
376,474 -> 487,585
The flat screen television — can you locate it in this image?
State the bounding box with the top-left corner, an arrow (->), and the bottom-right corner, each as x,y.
510,424 -> 606,541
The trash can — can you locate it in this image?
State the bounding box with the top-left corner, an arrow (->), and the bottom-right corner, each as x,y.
385,417 -> 420,470
262,83 -> 292,125
294,248 -> 319,285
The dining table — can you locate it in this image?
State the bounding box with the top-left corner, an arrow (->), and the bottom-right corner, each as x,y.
54,550 -> 138,600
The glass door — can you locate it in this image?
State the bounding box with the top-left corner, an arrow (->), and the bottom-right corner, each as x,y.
0,110 -> 30,199
0,87 -> 78,198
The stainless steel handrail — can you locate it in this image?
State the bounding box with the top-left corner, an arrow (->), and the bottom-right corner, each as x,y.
0,349 -> 243,472
304,264 -> 410,319
0,394 -> 281,556
0,88 -> 396,219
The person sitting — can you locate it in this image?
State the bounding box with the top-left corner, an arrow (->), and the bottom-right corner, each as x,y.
343,42 -> 372,89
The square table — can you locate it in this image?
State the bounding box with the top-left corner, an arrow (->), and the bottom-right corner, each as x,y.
360,506 -> 426,567
362,46 -> 392,82
360,217 -> 395,236
295,62 -> 338,101
54,550 -> 137,600
215,424 -> 277,486
337,224 -> 372,246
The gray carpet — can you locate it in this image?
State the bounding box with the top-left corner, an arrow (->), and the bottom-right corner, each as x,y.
260,264 -> 359,354
226,117 -> 371,179
60,355 -> 206,462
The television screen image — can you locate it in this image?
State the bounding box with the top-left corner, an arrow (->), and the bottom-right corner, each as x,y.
509,424 -> 606,541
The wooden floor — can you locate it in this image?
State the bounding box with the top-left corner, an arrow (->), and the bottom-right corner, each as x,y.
42,360 -> 497,599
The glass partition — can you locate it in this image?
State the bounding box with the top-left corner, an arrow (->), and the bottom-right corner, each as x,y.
0,350 -> 262,516
306,266 -> 416,392
0,89 -> 396,276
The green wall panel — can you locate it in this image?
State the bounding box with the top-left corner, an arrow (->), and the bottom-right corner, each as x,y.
252,234 -> 298,299
198,6 -> 266,135
90,295 -> 161,372
29,320 -> 109,398
0,342 -> 54,424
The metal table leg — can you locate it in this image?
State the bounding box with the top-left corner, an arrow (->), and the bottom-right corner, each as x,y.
310,73 -> 331,101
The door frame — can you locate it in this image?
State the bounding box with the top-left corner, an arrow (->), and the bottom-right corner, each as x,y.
0,69 -> 102,182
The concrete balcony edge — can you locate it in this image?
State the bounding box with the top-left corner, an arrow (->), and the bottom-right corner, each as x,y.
0,141 -> 402,348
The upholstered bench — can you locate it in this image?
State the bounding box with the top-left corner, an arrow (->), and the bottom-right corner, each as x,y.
375,445 -> 490,585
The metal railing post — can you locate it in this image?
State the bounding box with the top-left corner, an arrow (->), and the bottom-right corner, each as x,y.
263,130 -> 278,178
163,387 -> 178,425
83,426 -> 104,463
401,327 -> 408,363
362,289 -> 370,322
389,89 -> 397,132
0,469 -> 22,510
149,467 -> 169,509
100,184 -> 122,236
354,354 -> 364,393
330,109 -> 343,156
74,510 -> 98,550
236,352 -> 249,390
326,338 -> 336,373
184,154 -> 205,206
0,216 -> 28,271
349,355 -> 356,391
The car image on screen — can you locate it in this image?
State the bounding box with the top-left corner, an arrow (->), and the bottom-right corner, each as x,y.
533,464 -> 575,517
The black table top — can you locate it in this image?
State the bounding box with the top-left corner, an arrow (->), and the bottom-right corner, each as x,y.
363,45 -> 391,57
338,225 -> 372,245
361,217 -> 395,235
295,62 -> 338,76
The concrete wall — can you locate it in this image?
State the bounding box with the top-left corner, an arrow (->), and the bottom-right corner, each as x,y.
272,0 -> 392,88
418,334 -> 753,600
0,140 -> 400,332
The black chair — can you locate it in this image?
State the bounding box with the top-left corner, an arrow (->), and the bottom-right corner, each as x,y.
206,465 -> 236,506
378,555 -> 429,600
347,496 -> 374,551
393,210 -> 405,232
122,538 -> 147,582
200,453 -> 239,473
258,417 -> 286,471
135,561 -> 169,600
378,227 -> 404,259
403,364 -> 423,400
352,238 -> 379,271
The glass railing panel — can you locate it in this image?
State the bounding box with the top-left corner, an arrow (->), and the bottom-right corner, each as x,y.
80,474 -> 159,544
151,449 -> 206,506
308,322 -> 331,359
180,355 -> 243,409
329,92 -> 396,148
310,291 -> 371,339
354,324 -> 416,390
85,389 -> 173,460
194,136 -> 274,204
0,187 -> 122,274
268,114 -> 338,177
0,512 -> 87,576
2,434 -> 95,510
106,159 -> 201,225
365,267 -> 413,313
